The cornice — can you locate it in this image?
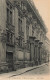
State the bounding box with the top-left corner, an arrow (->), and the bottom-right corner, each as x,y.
26,0 -> 48,33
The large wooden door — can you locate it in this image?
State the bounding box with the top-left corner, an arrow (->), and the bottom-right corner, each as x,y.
6,52 -> 13,71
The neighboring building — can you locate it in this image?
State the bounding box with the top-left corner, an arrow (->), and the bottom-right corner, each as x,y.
0,0 -> 48,72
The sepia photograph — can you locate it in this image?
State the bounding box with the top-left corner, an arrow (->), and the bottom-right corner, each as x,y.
0,0 -> 50,80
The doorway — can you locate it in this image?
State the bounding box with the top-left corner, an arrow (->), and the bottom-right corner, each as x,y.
6,52 -> 14,71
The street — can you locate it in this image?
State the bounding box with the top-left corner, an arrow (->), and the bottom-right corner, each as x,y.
20,63 -> 50,75
0,62 -> 50,80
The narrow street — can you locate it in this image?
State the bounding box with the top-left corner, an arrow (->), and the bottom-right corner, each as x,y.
0,62 -> 50,80
20,63 -> 50,75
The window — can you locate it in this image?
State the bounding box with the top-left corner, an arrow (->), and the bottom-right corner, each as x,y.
10,33 -> 13,43
10,11 -> 12,24
18,18 -> 22,33
7,31 -> 10,42
10,5 -> 12,10
21,2 -> 24,10
7,31 -> 14,45
20,1 -> 24,10
21,1 -> 26,10
7,8 -> 9,23
27,41 -> 29,50
26,25 -> 29,40
18,37 -> 23,47
32,30 -> 34,37
7,2 -> 12,24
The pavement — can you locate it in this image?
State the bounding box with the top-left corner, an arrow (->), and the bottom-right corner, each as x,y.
0,62 -> 49,78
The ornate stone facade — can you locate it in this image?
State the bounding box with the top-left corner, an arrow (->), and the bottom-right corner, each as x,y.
44,37 -> 50,62
0,0 -> 48,72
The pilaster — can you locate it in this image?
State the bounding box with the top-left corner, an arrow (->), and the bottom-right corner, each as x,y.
13,7 -> 19,69
0,0 -> 8,71
12,9 -> 15,26
23,17 -> 27,43
38,42 -> 43,64
34,40 -> 39,65
14,7 -> 18,38
29,24 -> 32,37
29,37 -> 35,62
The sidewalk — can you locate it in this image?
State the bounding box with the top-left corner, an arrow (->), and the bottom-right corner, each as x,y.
0,62 -> 49,78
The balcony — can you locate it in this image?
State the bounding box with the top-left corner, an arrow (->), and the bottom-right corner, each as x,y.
6,21 -> 15,32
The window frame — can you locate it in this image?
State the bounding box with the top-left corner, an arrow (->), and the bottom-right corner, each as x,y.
6,30 -> 14,45
6,1 -> 13,24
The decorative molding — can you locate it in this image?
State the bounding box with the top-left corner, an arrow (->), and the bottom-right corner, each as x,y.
27,0 -> 47,33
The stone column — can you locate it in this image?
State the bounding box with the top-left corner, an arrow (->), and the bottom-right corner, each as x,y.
38,42 -> 43,64
34,40 -> 39,65
30,42 -> 34,61
14,7 -> 18,38
14,7 -> 19,70
12,9 -> 15,26
29,37 -> 35,65
23,17 -> 27,43
29,24 -> 32,37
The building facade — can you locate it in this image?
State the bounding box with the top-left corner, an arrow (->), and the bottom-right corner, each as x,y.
0,0 -> 48,72
44,37 -> 50,62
